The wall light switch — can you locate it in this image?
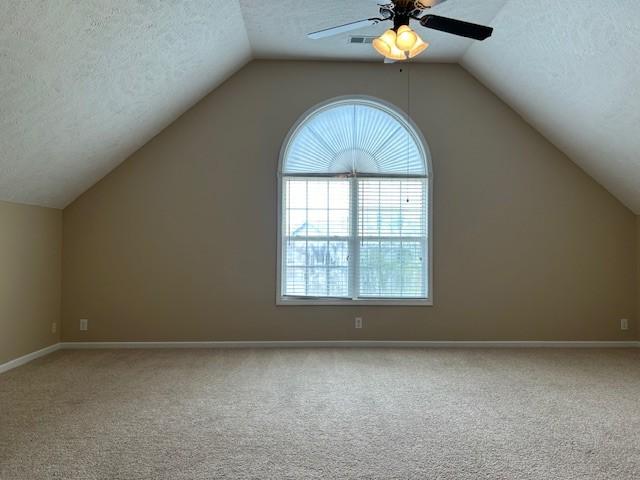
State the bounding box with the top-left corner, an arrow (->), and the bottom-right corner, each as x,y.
51,322 -> 57,334
620,318 -> 629,331
355,317 -> 363,329
80,319 -> 88,331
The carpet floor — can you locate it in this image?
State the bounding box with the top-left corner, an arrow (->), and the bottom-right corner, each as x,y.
1,348 -> 640,479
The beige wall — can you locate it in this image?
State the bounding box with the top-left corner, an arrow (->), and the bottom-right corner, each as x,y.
0,201 -> 61,364
62,61 -> 637,342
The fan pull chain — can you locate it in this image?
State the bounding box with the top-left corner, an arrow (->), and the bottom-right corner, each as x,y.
406,60 -> 411,204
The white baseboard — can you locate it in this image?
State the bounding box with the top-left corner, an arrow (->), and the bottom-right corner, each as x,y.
3,341 -> 638,374
60,340 -> 640,349
0,343 -> 61,375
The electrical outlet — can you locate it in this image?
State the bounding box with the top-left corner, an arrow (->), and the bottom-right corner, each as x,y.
355,317 -> 363,329
620,318 -> 629,331
80,319 -> 88,331
51,322 -> 57,334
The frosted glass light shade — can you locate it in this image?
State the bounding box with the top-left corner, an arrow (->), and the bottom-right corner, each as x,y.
408,34 -> 429,58
373,30 -> 395,57
396,25 -> 418,51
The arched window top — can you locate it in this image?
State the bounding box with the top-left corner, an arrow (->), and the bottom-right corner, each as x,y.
281,97 -> 429,177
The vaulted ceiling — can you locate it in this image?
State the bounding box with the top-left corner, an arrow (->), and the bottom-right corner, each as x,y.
0,0 -> 251,208
2,1 -> 639,212
463,0 -> 640,214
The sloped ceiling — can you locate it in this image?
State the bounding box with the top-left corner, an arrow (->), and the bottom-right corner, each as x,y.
2,0 -> 639,212
0,0 -> 251,208
463,0 -> 640,214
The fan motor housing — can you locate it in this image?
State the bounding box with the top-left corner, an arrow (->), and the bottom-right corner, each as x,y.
389,0 -> 424,30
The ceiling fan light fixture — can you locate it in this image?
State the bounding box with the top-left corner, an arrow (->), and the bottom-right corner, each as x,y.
373,29 -> 407,61
395,25 -> 418,51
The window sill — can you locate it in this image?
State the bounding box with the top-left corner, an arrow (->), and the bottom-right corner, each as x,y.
277,297 -> 433,307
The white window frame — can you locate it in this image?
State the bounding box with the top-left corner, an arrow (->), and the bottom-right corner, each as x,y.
276,96 -> 433,306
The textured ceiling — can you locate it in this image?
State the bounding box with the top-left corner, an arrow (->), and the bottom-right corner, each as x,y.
0,0 -> 250,208
463,0 -> 640,213
2,0 -> 640,213
239,0 -> 508,63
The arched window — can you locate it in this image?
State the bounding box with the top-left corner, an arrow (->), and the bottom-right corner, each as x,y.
278,97 -> 432,305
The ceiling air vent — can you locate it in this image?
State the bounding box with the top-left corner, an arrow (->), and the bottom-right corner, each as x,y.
349,36 -> 376,45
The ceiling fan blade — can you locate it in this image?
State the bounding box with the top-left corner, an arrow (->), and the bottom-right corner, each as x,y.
308,18 -> 382,40
416,0 -> 448,8
419,15 -> 493,40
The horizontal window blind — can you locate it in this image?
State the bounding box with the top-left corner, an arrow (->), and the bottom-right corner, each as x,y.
283,178 -> 351,298
282,177 -> 428,300
358,178 -> 427,298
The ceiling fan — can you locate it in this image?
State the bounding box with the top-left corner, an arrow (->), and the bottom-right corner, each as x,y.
307,0 -> 493,62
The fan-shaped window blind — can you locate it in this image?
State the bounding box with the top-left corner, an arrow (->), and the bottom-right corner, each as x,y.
282,100 -> 426,176
278,97 -> 432,305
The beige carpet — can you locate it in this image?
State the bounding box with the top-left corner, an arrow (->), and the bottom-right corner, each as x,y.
1,348 -> 640,479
